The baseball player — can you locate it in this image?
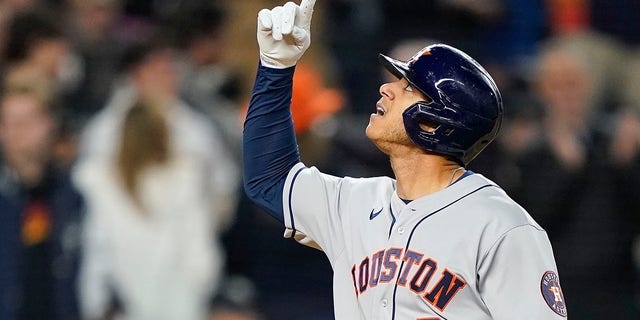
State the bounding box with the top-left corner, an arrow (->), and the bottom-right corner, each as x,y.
243,1 -> 568,319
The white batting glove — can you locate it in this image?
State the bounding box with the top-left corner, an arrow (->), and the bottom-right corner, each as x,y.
257,0 -> 316,69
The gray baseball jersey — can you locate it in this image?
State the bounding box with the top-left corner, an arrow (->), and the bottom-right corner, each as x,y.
282,162 -> 567,319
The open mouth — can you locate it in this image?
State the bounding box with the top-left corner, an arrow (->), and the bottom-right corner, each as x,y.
375,102 -> 386,116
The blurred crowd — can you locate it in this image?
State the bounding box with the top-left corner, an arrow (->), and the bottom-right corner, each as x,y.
0,0 -> 639,319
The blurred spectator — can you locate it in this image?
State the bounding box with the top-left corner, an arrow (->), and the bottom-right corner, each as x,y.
551,32 -> 626,112
513,40 -> 639,319
74,101 -> 222,320
0,79 -> 84,320
1,9 -> 83,168
165,2 -> 244,161
63,0 -> 126,124
77,37 -> 239,221
545,0 -> 640,114
2,10 -> 71,93
73,38 -> 239,320
532,42 -> 593,169
586,0 -> 640,114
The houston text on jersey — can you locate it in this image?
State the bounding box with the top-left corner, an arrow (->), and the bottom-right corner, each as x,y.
350,248 -> 467,312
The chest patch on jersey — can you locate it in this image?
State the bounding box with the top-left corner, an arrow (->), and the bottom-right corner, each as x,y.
540,271 -> 567,317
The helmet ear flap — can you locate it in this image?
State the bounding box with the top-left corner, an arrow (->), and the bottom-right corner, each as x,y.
403,100 -> 466,162
407,102 -> 440,135
403,101 -> 442,142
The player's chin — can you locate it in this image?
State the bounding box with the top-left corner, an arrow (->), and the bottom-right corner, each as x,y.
365,119 -> 376,137
365,122 -> 383,143
367,113 -> 383,129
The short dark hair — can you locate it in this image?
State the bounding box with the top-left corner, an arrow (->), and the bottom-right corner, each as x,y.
163,3 -> 227,49
117,36 -> 174,73
4,11 -> 64,64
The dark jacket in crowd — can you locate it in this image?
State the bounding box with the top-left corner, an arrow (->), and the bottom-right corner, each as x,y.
0,165 -> 84,320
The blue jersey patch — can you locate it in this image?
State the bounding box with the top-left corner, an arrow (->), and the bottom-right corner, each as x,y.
540,271 -> 567,317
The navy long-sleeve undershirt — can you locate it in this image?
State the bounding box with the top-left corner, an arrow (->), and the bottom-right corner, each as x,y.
243,63 -> 301,223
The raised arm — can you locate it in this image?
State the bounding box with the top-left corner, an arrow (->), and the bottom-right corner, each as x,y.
243,0 -> 316,222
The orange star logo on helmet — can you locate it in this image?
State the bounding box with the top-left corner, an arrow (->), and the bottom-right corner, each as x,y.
409,48 -> 431,63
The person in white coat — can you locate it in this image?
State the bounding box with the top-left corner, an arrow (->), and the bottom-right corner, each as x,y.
73,38 -> 239,320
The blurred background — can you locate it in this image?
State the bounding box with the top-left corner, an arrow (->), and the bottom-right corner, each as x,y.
0,0 -> 639,319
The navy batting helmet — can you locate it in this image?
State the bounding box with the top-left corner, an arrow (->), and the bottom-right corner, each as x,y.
379,44 -> 503,166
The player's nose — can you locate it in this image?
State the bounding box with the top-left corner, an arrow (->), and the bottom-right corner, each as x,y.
379,82 -> 394,100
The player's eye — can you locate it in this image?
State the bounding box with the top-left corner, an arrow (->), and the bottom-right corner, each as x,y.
404,84 -> 414,92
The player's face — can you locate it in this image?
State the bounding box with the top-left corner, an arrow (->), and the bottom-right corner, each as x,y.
366,77 -> 427,153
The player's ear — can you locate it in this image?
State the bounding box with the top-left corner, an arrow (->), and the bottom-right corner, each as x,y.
418,120 -> 439,134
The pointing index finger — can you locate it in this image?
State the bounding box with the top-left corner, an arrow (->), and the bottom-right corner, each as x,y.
281,2 -> 296,35
296,0 -> 316,29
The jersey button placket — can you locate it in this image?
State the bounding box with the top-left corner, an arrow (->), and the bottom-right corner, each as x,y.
398,226 -> 405,234
381,299 -> 388,308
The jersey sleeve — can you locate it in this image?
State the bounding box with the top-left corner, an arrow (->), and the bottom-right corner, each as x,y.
478,225 -> 568,319
243,63 -> 301,222
282,163 -> 348,259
